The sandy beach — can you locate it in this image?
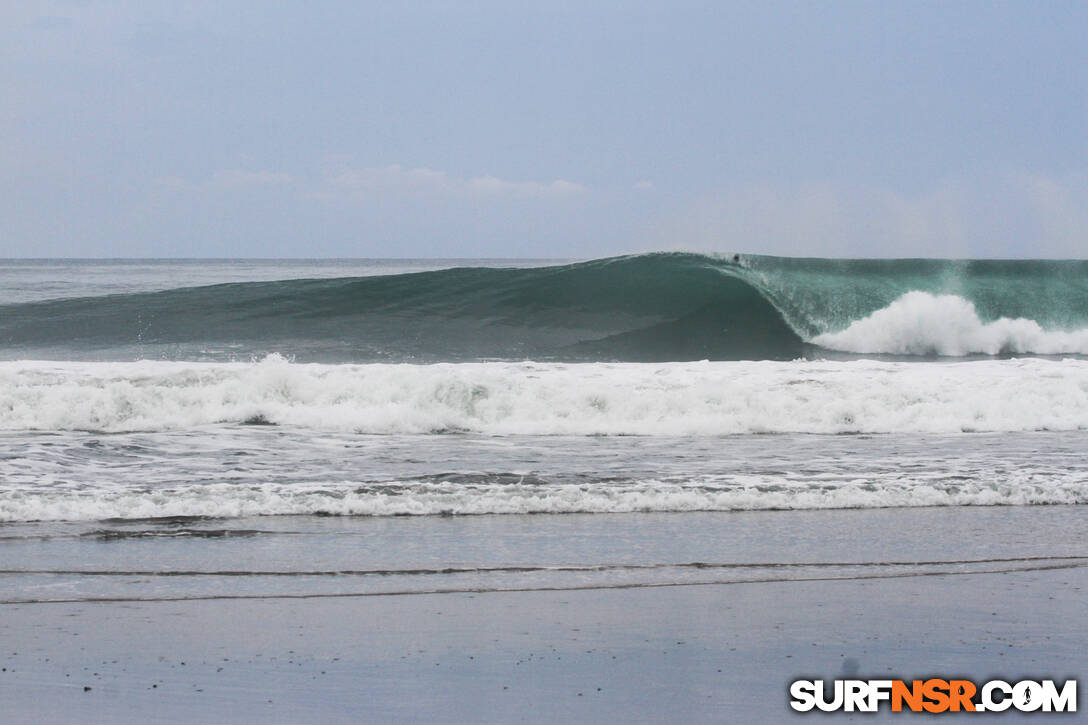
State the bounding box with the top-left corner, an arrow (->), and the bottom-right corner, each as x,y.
2,506 -> 1084,723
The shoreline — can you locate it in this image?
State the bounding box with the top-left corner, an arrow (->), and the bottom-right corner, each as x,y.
2,506 -> 1084,722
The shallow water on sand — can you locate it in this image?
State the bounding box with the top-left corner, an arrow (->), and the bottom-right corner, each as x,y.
2,499 -> 1086,604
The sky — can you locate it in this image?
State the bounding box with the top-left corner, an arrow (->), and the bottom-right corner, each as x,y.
2,1 -> 1086,258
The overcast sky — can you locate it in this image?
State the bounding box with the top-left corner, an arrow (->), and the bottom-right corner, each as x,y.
2,1 -> 1086,258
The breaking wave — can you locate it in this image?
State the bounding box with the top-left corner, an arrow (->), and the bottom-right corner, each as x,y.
1,253 -> 1086,362
813,291 -> 1088,356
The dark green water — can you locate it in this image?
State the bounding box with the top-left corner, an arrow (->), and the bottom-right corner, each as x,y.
0,253 -> 1085,361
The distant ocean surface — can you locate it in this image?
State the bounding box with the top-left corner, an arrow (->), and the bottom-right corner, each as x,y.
1,254 -> 1087,527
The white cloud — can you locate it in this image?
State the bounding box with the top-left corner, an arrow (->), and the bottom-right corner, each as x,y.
208,169 -> 293,190
467,175 -> 585,197
327,164 -> 586,200
327,165 -> 449,194
634,180 -> 654,191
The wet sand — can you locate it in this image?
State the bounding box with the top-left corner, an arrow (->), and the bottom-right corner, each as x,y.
1,507 -> 1085,722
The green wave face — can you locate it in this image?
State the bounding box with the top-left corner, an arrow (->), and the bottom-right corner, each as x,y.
0,253 -> 1085,362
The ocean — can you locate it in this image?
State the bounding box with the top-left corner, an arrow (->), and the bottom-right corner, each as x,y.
2,253 -> 1087,603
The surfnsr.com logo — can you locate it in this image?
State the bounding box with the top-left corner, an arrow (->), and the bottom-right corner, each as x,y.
789,678 -> 1077,713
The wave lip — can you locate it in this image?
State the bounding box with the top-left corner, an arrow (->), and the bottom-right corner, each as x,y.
2,356 -> 1088,436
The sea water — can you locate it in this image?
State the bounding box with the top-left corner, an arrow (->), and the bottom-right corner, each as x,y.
1,256 -> 1085,604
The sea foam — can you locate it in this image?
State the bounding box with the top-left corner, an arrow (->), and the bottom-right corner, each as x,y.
3,473 -> 1085,522
2,355 -> 1087,435
812,292 -> 1088,356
